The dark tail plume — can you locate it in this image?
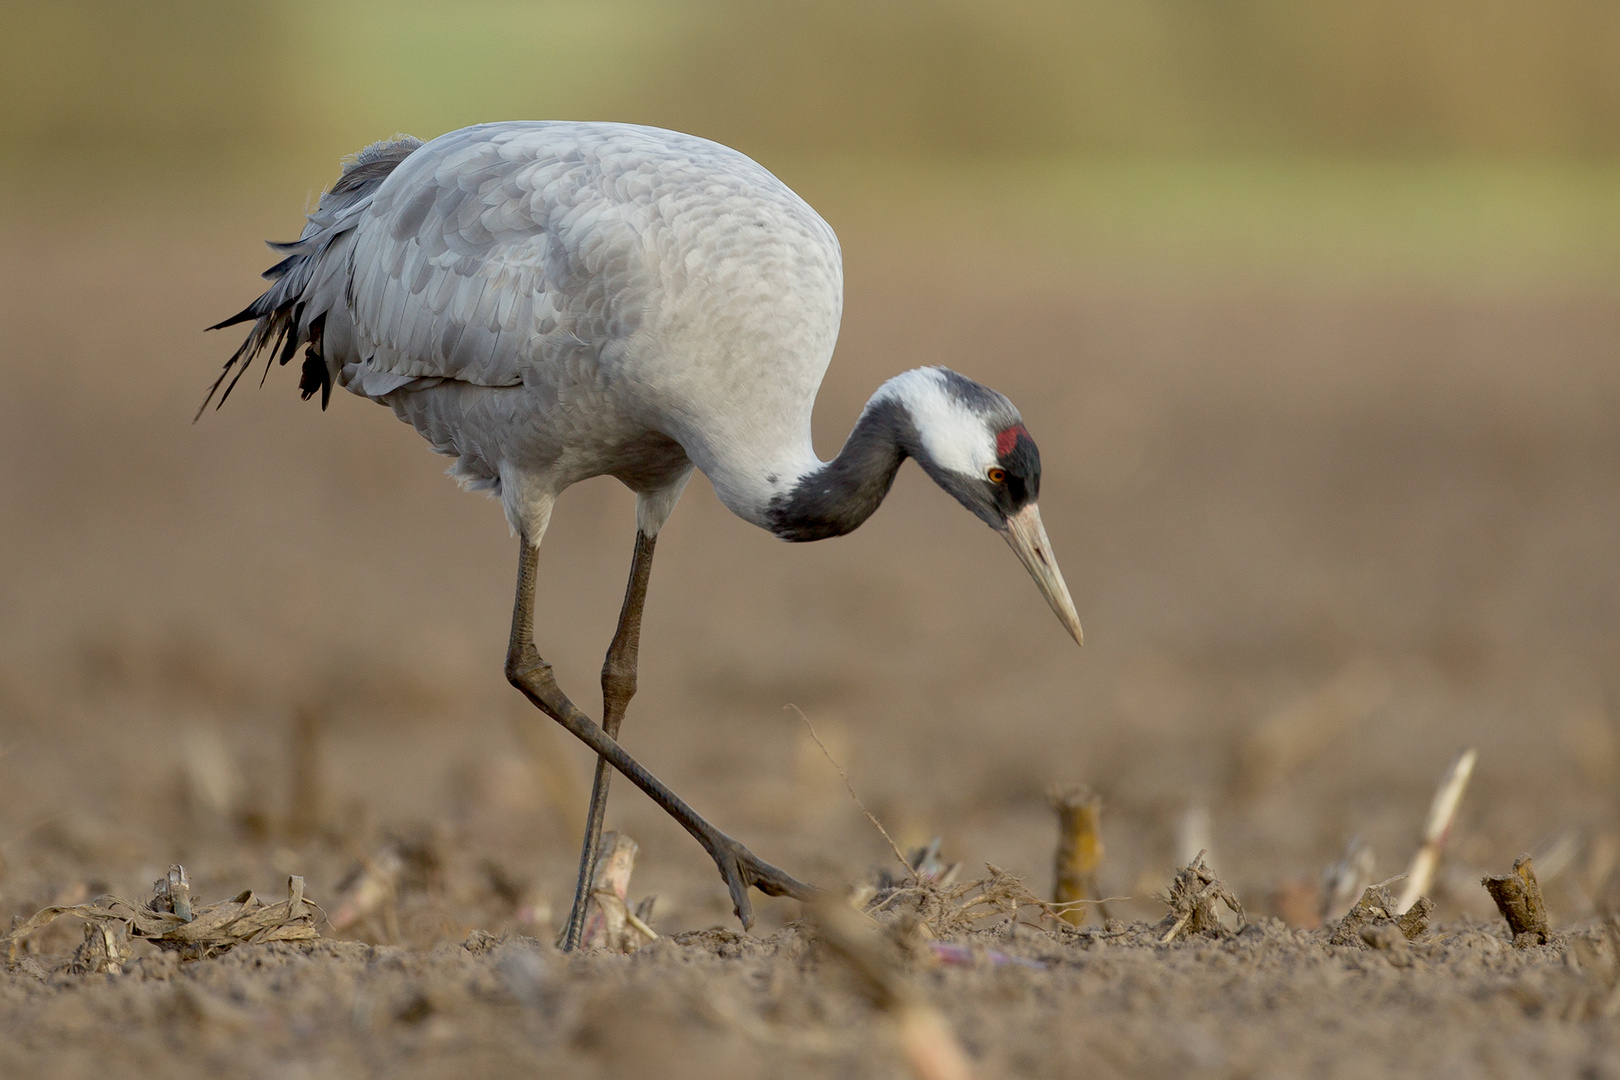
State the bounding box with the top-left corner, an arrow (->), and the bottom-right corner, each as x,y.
197,135 -> 422,422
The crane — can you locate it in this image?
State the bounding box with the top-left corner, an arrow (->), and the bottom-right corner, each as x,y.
204,121 -> 1084,950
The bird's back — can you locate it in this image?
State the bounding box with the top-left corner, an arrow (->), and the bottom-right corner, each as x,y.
211,121 -> 844,511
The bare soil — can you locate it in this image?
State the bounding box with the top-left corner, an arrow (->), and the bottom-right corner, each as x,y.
2,208 -> 1619,1077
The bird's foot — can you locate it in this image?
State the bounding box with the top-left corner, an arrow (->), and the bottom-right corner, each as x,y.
707,832 -> 818,929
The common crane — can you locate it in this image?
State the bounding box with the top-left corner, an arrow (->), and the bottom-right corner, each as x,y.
205,121 -> 1084,950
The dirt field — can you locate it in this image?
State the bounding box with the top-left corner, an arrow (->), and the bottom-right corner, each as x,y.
2,202 -> 1619,1077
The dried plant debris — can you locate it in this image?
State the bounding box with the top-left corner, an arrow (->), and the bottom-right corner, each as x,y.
908,838 -> 962,889
4,865 -> 320,969
1328,882 -> 1431,949
1156,853 -> 1245,943
1482,855 -> 1552,947
67,919 -> 131,975
1050,788 -> 1106,926
868,860 -> 1060,939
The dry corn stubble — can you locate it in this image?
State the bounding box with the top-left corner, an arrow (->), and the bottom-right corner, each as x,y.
1155,853 -> 1244,943
1049,786 -> 1106,926
575,830 -> 658,953
1482,855 -> 1552,946
1397,748 -> 1476,914
1328,882 -> 1432,949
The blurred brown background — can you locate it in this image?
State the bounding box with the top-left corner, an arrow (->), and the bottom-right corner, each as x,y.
1,1 -> 1618,936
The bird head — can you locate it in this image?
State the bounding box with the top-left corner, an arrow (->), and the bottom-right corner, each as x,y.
884,367 -> 1084,646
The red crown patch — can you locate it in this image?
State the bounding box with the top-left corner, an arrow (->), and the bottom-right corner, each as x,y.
996,424 -> 1028,458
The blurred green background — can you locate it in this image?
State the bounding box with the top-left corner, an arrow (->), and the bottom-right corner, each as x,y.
5,0 -> 1620,283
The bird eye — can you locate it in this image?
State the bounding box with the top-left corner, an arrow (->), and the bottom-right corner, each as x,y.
987,467 -> 1007,484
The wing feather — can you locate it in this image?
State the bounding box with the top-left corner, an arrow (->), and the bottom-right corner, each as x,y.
343,126 -> 657,389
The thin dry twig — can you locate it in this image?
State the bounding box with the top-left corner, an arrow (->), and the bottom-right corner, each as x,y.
787,704 -> 910,876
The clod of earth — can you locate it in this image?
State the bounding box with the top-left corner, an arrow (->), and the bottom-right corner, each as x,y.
3,865 -> 320,968
1482,854 -> 1552,946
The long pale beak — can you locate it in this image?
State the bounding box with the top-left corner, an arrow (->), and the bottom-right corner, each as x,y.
1000,503 -> 1084,646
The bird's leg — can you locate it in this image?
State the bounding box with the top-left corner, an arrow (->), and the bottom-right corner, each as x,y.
504,536 -> 815,941
561,529 -> 656,951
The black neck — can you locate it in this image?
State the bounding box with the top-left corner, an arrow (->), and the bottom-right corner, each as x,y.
766,398 -> 917,541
